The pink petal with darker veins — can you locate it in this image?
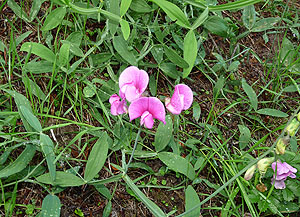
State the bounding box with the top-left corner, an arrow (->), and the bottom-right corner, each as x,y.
165,87 -> 184,115
148,97 -> 166,124
176,84 -> 193,110
141,111 -> 154,129
128,97 -> 149,121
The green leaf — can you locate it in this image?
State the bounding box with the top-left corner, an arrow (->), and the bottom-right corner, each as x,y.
158,152 -> 195,180
22,77 -> 46,100
41,7 -> 66,31
103,201 -> 112,217
130,0 -> 153,13
0,144 -> 36,178
58,43 -> 70,67
7,0 -> 30,22
183,30 -> 198,78
280,38 -> 297,66
251,17 -> 280,32
108,0 -> 120,36
40,134 -> 56,182
150,0 -> 191,28
16,31 -> 32,46
242,5 -> 256,30
213,75 -> 225,99
29,0 -> 42,21
21,42 -> 56,63
123,175 -> 166,217
120,19 -> 130,40
256,108 -> 288,118
151,45 -> 164,65
36,171 -> 85,187
185,185 -> 200,217
191,7 -> 209,30
238,125 -> 251,150
242,79 -> 258,111
120,0 -> 132,17
41,194 -> 61,217
149,74 -> 157,96
193,102 -> 201,122
84,133 -> 109,182
164,46 -> 189,69
282,188 -> 295,202
186,0 -> 261,11
19,105 -> 42,132
61,40 -> 84,57
204,16 -> 229,37
113,35 -> 137,65
155,115 -> 173,152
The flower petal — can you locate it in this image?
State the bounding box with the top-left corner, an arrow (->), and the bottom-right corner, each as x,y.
128,97 -> 149,121
109,94 -> 120,104
273,179 -> 286,189
166,87 -> 184,115
176,84 -> 193,110
124,85 -> 140,102
148,97 -> 166,124
141,111 -> 154,129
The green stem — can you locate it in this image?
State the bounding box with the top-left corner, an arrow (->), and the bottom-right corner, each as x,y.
125,126 -> 142,174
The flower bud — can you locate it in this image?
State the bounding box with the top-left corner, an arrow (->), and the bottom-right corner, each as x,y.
244,164 -> 257,180
275,136 -> 290,155
257,157 -> 275,175
285,119 -> 300,136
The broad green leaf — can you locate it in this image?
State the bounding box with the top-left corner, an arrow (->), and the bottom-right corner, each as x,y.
25,60 -> 53,74
185,185 -> 200,217
113,35 -> 137,65
123,175 -> 166,217
41,194 -> 61,217
83,85 -> 96,98
228,60 -> 240,71
41,7 -> 66,31
5,89 -> 35,132
151,45 -> 164,65
251,17 -> 280,32
280,38 -> 297,66
29,0 -> 42,21
183,30 -> 198,78
242,79 -> 258,111
164,46 -> 189,69
213,75 -> 225,99
130,0 -> 153,13
155,115 -> 173,152
66,32 -> 83,47
21,42 -> 56,63
103,201 -> 112,217
16,31 -> 32,46
120,0 -> 132,17
204,16 -> 229,37
193,102 -> 201,122
0,144 -> 36,178
159,62 -> 181,79
59,43 -> 70,66
108,0 -> 120,36
7,0 -> 30,22
94,184 -> 112,199
242,5 -> 256,30
36,171 -> 85,187
40,134 -> 56,182
19,105 -> 42,132
149,74 -> 157,96
61,40 -> 84,57
120,19 -> 130,40
150,0 -> 191,28
158,152 -> 195,180
84,133 -> 109,182
256,108 -> 288,117
191,7 -> 209,30
238,125 -> 251,150
186,0 -> 261,11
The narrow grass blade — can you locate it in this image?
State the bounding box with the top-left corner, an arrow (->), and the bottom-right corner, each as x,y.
123,175 -> 166,217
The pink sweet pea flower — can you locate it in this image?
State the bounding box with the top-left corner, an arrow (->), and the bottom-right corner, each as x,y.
128,97 -> 166,129
109,94 -> 127,116
119,66 -> 149,102
165,84 -> 193,115
271,161 -> 297,189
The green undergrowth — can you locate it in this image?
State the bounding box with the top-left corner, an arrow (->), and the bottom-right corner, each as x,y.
0,0 -> 300,216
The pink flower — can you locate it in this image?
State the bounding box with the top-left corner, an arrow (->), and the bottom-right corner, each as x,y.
119,66 -> 149,102
109,94 -> 127,116
128,97 -> 166,129
165,84 -> 193,115
271,161 -> 297,189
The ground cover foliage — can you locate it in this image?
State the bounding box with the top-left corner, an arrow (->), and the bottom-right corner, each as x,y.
0,0 -> 300,216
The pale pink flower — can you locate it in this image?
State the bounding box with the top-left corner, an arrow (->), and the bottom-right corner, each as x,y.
128,97 -> 166,129
109,94 -> 127,116
165,84 -> 193,115
271,161 -> 297,189
119,66 -> 149,102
